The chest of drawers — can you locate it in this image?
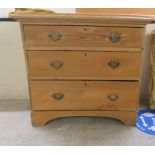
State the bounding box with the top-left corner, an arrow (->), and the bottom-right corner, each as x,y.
11,13 -> 151,126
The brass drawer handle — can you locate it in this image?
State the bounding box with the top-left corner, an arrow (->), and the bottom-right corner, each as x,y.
52,92 -> 64,100
108,60 -> 120,69
50,60 -> 63,69
48,32 -> 62,41
108,94 -> 119,101
108,33 -> 121,43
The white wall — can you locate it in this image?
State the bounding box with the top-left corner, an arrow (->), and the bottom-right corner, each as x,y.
0,22 -> 28,100
0,8 -> 154,101
0,8 -> 15,17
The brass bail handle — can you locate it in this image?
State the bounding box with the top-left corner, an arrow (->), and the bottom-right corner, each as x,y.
108,33 -> 122,43
108,60 -> 120,69
108,94 -> 119,101
50,60 -> 63,69
48,32 -> 62,41
52,92 -> 64,101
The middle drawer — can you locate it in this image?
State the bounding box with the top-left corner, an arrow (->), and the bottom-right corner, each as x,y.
27,51 -> 141,80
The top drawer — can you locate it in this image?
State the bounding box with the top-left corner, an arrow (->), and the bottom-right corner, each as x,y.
23,26 -> 143,50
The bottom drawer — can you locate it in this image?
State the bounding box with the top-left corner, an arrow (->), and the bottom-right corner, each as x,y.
30,81 -> 139,111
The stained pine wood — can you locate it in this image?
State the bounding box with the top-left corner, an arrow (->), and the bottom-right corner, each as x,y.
150,32 -> 155,109
31,110 -> 137,126
24,25 -> 143,50
10,13 -> 152,26
76,8 -> 155,16
9,12 -> 150,126
28,51 -> 141,80
30,81 -> 139,111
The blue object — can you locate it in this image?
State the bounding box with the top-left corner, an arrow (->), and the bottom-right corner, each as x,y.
136,109 -> 155,136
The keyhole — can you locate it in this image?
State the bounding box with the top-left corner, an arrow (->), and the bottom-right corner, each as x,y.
85,53 -> 87,56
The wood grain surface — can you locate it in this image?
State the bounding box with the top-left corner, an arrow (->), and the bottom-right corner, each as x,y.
28,51 -> 141,80
10,12 -> 148,126
31,110 -> 137,126
30,81 -> 139,111
76,8 -> 155,16
24,25 -> 143,50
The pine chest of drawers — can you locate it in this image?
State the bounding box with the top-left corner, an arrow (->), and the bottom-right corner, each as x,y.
11,13 -> 151,126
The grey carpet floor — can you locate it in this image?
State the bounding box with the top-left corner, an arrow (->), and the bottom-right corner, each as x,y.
0,110 -> 155,145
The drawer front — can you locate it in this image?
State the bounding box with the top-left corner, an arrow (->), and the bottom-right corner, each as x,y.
28,51 -> 141,80
30,81 -> 139,110
24,26 -> 143,50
